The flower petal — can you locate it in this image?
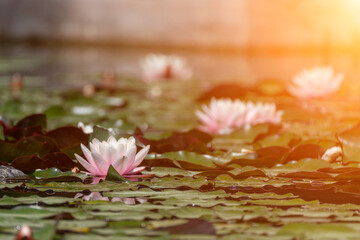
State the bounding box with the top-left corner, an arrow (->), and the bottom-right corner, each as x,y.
80,144 -> 100,172
121,146 -> 137,174
91,152 -> 109,176
127,166 -> 146,175
113,156 -> 129,175
133,145 -> 150,168
75,153 -> 98,175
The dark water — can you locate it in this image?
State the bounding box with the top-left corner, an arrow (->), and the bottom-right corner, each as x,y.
0,44 -> 360,88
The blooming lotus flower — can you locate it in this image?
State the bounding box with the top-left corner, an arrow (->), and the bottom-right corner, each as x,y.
196,98 -> 283,135
288,66 -> 343,99
196,98 -> 245,135
77,122 -> 94,134
140,54 -> 192,82
75,136 -> 150,176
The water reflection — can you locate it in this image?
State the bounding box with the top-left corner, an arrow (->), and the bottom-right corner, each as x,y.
1,44 -> 360,89
75,192 -> 147,204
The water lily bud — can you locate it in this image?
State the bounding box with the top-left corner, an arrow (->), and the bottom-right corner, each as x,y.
10,73 -> 24,92
82,84 -> 95,98
15,225 -> 33,240
101,69 -> 116,89
71,166 -> 80,173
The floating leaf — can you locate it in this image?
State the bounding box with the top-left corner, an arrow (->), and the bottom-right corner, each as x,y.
32,167 -> 87,180
149,151 -> 222,167
44,105 -> 68,118
0,136 -> 57,162
105,165 -> 131,183
46,126 -> 89,155
256,79 -> 286,96
256,146 -> 290,159
335,170 -> 360,181
227,156 -> 279,168
12,152 -> 76,172
138,129 -> 212,154
33,224 -> 55,240
318,167 -> 360,174
338,124 -> 360,163
278,171 -> 333,180
89,125 -> 115,142
15,114 -> 47,130
197,83 -> 252,101
284,144 -> 325,163
4,114 -> 46,139
277,223 -> 356,239
233,169 -> 267,179
0,125 -> 4,140
157,219 -> 216,235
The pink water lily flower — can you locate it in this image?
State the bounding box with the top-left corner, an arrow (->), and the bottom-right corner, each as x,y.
196,98 -> 283,135
75,136 -> 150,176
140,54 -> 192,82
288,66 -> 343,99
196,98 -> 245,135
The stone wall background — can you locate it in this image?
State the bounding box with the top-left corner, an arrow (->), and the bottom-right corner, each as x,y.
1,0 -> 360,50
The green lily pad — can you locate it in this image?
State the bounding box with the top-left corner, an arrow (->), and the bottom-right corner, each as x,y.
105,165 -> 131,183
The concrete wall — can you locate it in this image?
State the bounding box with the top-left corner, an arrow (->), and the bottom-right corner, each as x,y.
0,0 -> 360,50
